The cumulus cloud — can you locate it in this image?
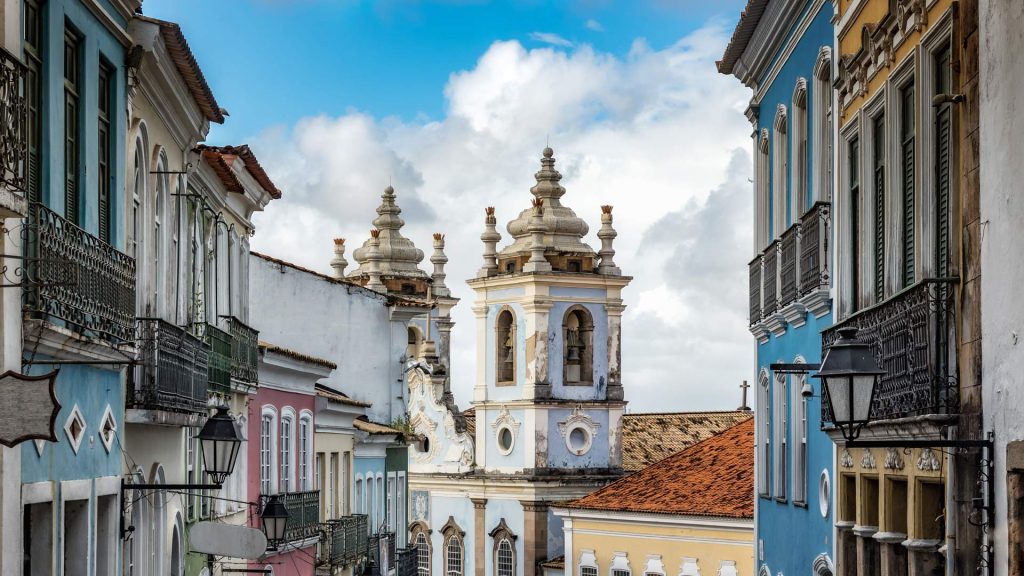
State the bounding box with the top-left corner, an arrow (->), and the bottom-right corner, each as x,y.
528,32 -> 574,47
250,22 -> 753,412
584,19 -> 604,32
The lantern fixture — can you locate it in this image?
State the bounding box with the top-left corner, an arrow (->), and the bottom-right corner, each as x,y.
260,495 -> 290,551
197,405 -> 244,485
812,327 -> 884,443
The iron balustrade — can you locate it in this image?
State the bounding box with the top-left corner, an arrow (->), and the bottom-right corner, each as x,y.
193,322 -> 232,394
23,202 -> 136,343
225,316 -> 259,385
762,241 -> 779,316
800,202 -> 830,296
260,490 -> 321,543
369,532 -> 397,571
132,318 -> 209,414
821,278 -> 959,426
0,46 -> 27,193
395,546 -> 418,576
779,223 -> 800,307
749,255 -> 761,326
320,514 -> 368,567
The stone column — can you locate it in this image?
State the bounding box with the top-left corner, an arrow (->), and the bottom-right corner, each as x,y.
876,532 -> 908,576
523,299 -> 553,399
836,521 -> 857,575
605,301 -> 625,400
472,498 -> 488,576
854,526 -> 880,574
521,500 -> 549,576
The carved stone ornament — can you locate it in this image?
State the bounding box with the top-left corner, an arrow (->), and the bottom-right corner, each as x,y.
860,449 -> 877,470
883,448 -> 905,471
840,449 -> 854,469
490,405 -> 521,438
917,448 -> 941,472
557,405 -> 600,456
0,370 -> 61,448
410,408 -> 439,463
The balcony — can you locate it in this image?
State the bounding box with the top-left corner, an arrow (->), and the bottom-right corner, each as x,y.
225,316 -> 259,386
319,514 -> 368,568
23,202 -> 136,344
261,490 -> 321,543
131,318 -> 209,416
0,46 -> 28,218
368,532 -> 397,571
748,256 -> 761,326
193,322 -> 232,395
395,546 -> 418,576
779,224 -> 800,308
821,278 -> 958,427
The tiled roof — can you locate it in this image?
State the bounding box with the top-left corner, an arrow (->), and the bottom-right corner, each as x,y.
622,410 -> 753,471
195,144 -> 282,199
134,15 -> 225,124
315,383 -> 372,408
259,340 -> 337,370
717,0 -> 771,74
564,418 -> 754,518
462,407 -> 476,436
354,418 -> 403,436
540,556 -> 564,569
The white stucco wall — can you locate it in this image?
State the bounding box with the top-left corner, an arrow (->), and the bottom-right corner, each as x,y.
979,2 -> 1024,574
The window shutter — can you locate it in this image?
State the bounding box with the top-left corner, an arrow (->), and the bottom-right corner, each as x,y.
873,115 -> 885,302
935,104 -> 952,278
901,85 -> 916,287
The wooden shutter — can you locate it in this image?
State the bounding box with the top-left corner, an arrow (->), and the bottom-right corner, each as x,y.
901,85 -> 915,287
873,115 -> 885,302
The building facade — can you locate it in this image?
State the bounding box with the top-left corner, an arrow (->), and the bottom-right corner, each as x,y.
717,1 -> 837,574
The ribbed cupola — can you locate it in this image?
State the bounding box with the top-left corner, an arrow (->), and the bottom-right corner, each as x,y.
348,185 -> 430,286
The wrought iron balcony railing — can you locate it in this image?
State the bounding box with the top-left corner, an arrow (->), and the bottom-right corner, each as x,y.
131,318 -> 209,414
225,316 -> 258,385
0,46 -> 27,194
23,202 -> 136,343
395,546 -> 418,576
799,202 -> 830,296
762,240 -> 779,316
779,223 -> 800,308
261,490 -> 321,543
749,255 -> 761,326
193,322 -> 231,394
320,514 -> 368,567
368,532 -> 397,571
821,278 -> 959,426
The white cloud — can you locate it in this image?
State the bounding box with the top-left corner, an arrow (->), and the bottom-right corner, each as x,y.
528,31 -> 574,47
585,19 -> 604,32
250,22 -> 753,412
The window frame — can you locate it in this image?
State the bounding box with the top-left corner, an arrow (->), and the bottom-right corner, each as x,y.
298,411 -> 313,491
260,406 -> 279,495
811,47 -> 833,206
441,517 -> 465,576
772,104 -> 789,238
791,78 -> 809,220
280,408 -> 296,493
772,371 -> 788,501
489,520 -> 518,576
757,370 -> 770,497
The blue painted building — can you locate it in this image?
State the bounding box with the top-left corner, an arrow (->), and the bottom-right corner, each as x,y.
718,1 -> 836,575
17,0 -> 136,575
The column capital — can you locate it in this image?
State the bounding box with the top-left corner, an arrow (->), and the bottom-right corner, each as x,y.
471,498 -> 488,510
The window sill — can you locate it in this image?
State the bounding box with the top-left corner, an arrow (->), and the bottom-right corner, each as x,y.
495,381 -> 516,387
563,381 -> 594,387
793,500 -> 808,509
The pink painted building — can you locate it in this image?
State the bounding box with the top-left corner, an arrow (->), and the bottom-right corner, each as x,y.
248,342 -> 335,575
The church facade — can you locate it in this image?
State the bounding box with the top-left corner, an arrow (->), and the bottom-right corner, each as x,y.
406,148 -> 631,576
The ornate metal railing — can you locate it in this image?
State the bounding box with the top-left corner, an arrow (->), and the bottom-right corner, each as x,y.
762,241 -> 779,316
800,202 -> 830,296
779,223 -> 800,307
193,322 -> 231,394
261,490 -> 321,543
821,278 -> 959,426
225,316 -> 259,385
320,515 -> 368,567
131,318 -> 209,414
369,532 -> 397,572
395,546 -> 418,576
749,255 -> 761,326
23,202 -> 136,343
0,47 -> 27,192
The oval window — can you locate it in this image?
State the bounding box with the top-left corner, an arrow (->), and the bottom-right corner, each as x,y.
498,427 -> 514,454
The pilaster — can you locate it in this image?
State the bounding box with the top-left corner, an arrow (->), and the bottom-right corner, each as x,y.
472,498 -> 488,576
521,500 -> 549,576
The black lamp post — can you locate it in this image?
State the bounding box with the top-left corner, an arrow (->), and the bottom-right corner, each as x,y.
260,495 -> 290,551
197,405 -> 244,484
812,327 -> 885,443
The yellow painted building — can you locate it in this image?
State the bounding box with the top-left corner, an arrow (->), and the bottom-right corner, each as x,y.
551,419 -> 754,576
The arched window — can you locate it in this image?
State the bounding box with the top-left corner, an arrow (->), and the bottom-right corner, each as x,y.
408,325 -> 423,360
170,517 -> 183,576
563,306 -> 594,385
132,139 -> 147,312
441,517 -> 465,576
153,151 -> 168,317
355,476 -> 363,514
773,371 -> 788,500
150,466 -> 167,575
260,407 -> 278,495
792,78 -> 809,219
413,530 -> 431,576
792,369 -> 809,504
578,549 -> 598,576
812,47 -> 833,205
755,130 -> 770,250
376,475 -> 384,528
772,105 -> 789,238
280,410 -> 295,493
367,476 -> 376,529
495,308 -> 516,385
489,519 -> 517,576
299,412 -> 313,490
757,370 -> 770,496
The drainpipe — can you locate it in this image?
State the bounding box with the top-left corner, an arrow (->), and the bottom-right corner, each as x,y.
945,428 -> 955,576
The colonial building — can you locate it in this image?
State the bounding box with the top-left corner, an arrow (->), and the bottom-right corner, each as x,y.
403,147 -> 630,576
552,418 -> 755,576
717,1 -> 837,574
828,0 -> 983,573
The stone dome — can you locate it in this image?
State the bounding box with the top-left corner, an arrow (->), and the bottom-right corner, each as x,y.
349,186 -> 429,279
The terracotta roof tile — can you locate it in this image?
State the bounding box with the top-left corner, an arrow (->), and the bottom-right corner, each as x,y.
622,410 -> 753,471
134,15 -> 224,124
541,556 -> 564,569
259,340 -> 337,369
462,407 -> 476,437
717,0 -> 771,75
354,418 -> 403,435
195,144 -> 282,199
564,418 -> 754,518
315,383 -> 372,408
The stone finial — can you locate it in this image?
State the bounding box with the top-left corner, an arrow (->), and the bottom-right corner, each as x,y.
597,205 -> 621,275
330,238 -> 349,278
478,206 -> 501,278
523,199 -> 551,273
366,229 -> 385,292
431,233 -> 450,297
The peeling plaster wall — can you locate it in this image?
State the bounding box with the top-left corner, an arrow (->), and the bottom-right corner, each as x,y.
484,302 -> 527,399
425,495 -> 476,576
544,408 -> 612,469
547,301 -> 609,399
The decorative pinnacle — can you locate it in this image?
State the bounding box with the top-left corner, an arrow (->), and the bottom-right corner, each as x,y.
597,205 -> 620,276
370,228 -> 381,239
479,207 -> 501,278
601,205 -> 613,214
431,233 -> 449,296
333,237 -> 346,245
366,231 -> 385,291
330,237 -> 349,278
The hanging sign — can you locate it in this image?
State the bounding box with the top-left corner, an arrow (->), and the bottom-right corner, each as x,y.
190,522 -> 269,560
0,370 -> 60,447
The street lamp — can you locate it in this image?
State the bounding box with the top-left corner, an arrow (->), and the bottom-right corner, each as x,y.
197,405 -> 244,485
260,495 -> 289,551
812,327 -> 884,443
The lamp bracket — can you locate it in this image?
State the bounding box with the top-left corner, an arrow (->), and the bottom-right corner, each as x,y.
770,363 -> 820,374
843,438 -> 992,450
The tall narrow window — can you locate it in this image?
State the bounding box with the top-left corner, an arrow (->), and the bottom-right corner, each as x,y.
355,477 -> 363,514
327,453 -> 337,518
299,416 -> 311,490
97,62 -> 113,243
773,373 -> 788,500
415,533 -> 430,576
872,114 -> 886,302
260,415 -> 273,494
496,539 -> 514,576
495,309 -> 515,384
849,135 -> 861,312
23,0 -> 42,203
812,47 -> 833,205
792,80 -> 808,217
900,83 -> 916,287
280,415 -> 293,493
757,373 -> 770,496
563,307 -> 594,385
446,535 -> 463,576
934,44 -> 952,278
756,131 -> 770,249
63,28 -> 81,224
792,375 -> 808,504
772,107 -> 789,237
186,427 -> 196,520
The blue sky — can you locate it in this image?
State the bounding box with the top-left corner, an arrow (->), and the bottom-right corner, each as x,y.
143,0 -> 746,144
